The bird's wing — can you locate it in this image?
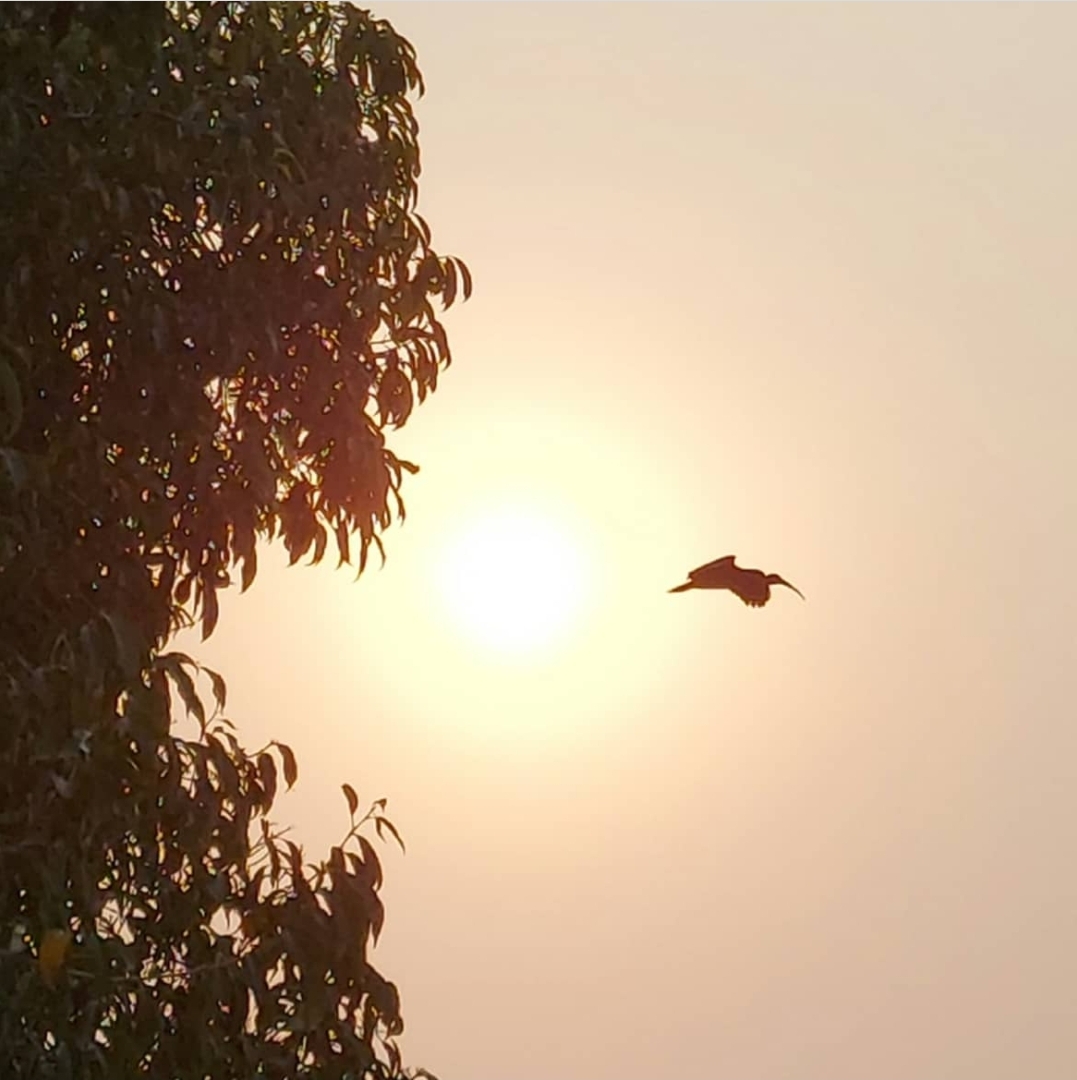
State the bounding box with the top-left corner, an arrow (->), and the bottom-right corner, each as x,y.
688,554 -> 736,578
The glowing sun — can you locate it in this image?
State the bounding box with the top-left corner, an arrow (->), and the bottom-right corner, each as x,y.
435,503 -> 590,657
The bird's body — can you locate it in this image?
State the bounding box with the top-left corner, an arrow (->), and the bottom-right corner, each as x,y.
668,554 -> 804,607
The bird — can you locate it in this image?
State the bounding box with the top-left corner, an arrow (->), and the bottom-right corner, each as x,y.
668,555 -> 805,608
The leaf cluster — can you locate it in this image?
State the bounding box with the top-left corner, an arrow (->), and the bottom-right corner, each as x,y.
1,3 -> 465,1076
1,0 -> 470,647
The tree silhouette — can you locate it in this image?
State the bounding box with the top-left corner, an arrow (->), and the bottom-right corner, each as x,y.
0,3 -> 467,1075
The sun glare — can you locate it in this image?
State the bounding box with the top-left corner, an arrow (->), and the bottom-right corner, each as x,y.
435,503 -> 589,658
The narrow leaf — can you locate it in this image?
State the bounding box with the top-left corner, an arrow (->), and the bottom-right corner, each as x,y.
456,256 -> 473,300
164,656 -> 206,729
374,816 -> 405,854
310,521 -> 327,565
335,517 -> 351,566
441,259 -> 457,308
206,667 -> 227,712
241,547 -> 258,592
201,576 -> 220,640
277,741 -> 298,789
358,835 -> 382,889
285,840 -> 304,880
258,752 -> 277,808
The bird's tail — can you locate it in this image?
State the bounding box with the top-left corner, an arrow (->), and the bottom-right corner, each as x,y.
668,582 -> 693,593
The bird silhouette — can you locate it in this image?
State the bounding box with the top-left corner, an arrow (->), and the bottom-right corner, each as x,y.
668,555 -> 805,607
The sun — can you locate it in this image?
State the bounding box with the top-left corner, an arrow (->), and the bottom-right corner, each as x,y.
434,501 -> 590,658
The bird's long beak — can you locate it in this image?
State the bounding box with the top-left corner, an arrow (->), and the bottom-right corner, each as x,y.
775,577 -> 806,600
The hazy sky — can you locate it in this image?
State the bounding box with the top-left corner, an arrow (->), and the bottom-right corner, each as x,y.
181,5 -> 1077,1078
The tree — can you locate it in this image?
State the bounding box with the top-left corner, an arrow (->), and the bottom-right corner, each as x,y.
0,3 -> 469,1075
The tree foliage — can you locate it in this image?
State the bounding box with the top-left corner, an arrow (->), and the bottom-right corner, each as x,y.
0,3 -> 468,1075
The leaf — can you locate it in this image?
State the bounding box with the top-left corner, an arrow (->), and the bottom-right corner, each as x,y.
370,893 -> 385,945
358,531 -> 385,575
334,517 -> 351,566
161,655 -> 206,729
262,819 -> 282,879
277,741 -> 298,789
200,575 -> 220,640
440,259 -> 457,308
246,866 -> 267,907
175,571 -> 195,607
456,256 -> 473,300
358,835 -> 382,890
374,815 -> 405,854
310,521 -> 327,565
206,667 -> 227,712
240,546 -> 258,592
342,782 -> 358,817
285,840 -> 304,880
328,845 -> 346,877
258,752 -> 278,808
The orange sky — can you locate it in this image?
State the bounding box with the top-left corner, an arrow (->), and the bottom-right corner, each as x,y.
180,5 -> 1077,1077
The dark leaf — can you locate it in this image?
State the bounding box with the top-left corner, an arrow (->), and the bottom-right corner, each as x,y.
161,654 -> 206,729
285,840 -> 304,880
206,667 -> 227,713
277,741 -> 298,789
456,256 -> 473,300
310,521 -> 328,565
358,835 -> 383,890
201,576 -> 220,640
440,260 -> 457,309
370,893 -> 386,946
374,816 -> 406,854
240,547 -> 258,593
258,752 -> 278,808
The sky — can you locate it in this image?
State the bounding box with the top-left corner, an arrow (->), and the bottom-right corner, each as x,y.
179,5 -> 1077,1078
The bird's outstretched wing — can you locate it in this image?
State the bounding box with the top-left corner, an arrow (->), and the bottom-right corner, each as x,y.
689,554 -> 736,579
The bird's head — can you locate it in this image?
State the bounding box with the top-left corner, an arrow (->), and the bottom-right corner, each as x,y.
767,573 -> 805,600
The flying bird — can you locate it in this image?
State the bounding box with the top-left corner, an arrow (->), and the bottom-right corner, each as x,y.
668,555 -> 805,608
